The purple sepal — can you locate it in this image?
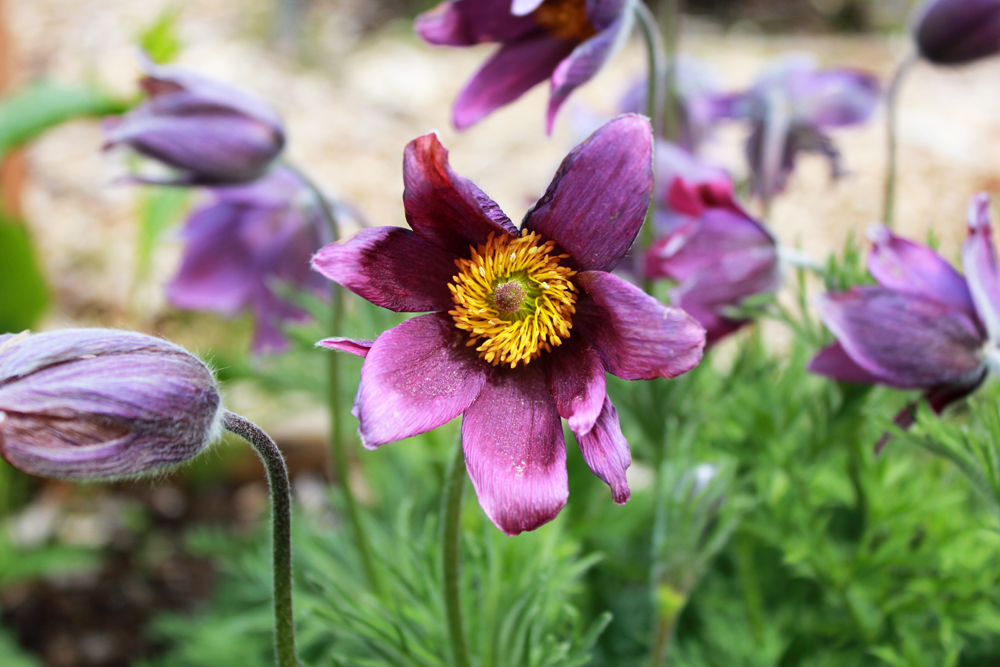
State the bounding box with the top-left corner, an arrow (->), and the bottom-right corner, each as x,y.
543,335 -> 606,437
576,397 -> 630,504
103,60 -> 284,185
915,0 -> 1000,65
0,329 -> 221,480
962,193 -> 1000,339
809,342 -> 888,385
416,0 -> 538,46
316,338 -> 374,358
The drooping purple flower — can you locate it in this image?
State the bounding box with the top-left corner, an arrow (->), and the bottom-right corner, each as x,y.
416,0 -> 631,134
103,58 -> 285,185
809,194 -> 1000,429
914,0 -> 1000,65
646,157 -> 780,345
716,55 -> 880,204
166,167 -> 331,353
0,329 -> 222,480
311,116 -> 706,535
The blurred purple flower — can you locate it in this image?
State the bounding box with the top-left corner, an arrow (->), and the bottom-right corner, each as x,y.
914,0 -> 1000,65
416,0 -> 631,134
167,167 -> 331,353
103,59 -> 285,185
646,156 -> 780,345
0,329 -> 222,480
717,55 -> 880,204
312,116 -> 705,535
810,194 -> 1000,432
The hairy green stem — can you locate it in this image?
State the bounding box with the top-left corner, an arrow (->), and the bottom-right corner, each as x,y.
649,610 -> 679,667
443,441 -> 471,667
222,411 -> 297,667
882,52 -> 917,228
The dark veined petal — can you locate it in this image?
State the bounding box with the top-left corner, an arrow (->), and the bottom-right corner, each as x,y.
542,334 -> 606,437
316,338 -> 374,358
576,397 -> 630,504
546,15 -> 627,134
523,115 -> 653,272
461,363 -> 568,536
815,287 -> 985,389
453,36 -> 577,131
575,271 -> 706,380
416,0 -> 538,46
353,314 -> 489,449
403,133 -> 519,256
808,341 -> 893,385
867,224 -> 976,317
962,193 -> 1000,339
915,0 -> 1000,65
311,227 -> 457,313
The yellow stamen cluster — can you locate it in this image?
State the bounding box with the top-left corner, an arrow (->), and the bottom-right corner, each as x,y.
534,0 -> 597,41
449,231 -> 577,369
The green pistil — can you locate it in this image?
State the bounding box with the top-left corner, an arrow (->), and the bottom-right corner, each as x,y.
491,272 -> 542,322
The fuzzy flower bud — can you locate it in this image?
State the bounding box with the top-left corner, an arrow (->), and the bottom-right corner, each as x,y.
914,0 -> 1000,65
102,59 -> 285,185
0,329 -> 223,480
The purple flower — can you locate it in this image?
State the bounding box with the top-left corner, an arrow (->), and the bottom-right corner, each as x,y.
103,59 -> 285,185
166,167 -> 331,353
416,0 -> 631,134
0,329 -> 222,480
809,194 -> 1000,425
914,0 -> 1000,65
646,159 -> 780,345
717,55 -> 880,204
311,116 -> 706,535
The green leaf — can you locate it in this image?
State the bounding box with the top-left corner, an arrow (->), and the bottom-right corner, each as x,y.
0,215 -> 47,332
0,80 -> 128,160
139,5 -> 183,64
136,186 -> 191,279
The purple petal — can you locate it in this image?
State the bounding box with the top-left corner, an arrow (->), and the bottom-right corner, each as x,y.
416,0 -> 538,46
461,363 -> 567,535
512,0 -> 545,15
867,224 -> 976,316
575,397 -> 630,504
523,115 -> 653,272
816,288 -> 984,389
453,36 -> 577,131
546,16 -> 626,134
808,341 -> 892,385
542,334 -> 606,437
655,142 -> 732,208
402,133 -> 519,256
915,0 -> 1000,65
316,338 -> 373,358
354,314 -> 489,449
962,193 -> 1000,339
790,69 -> 880,128
586,0 -> 628,29
574,271 -> 705,380
311,227 -> 457,313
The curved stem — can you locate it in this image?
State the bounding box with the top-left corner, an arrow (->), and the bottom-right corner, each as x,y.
882,52 -> 917,229
222,411 -> 297,667
635,0 -> 667,141
443,440 -> 471,667
284,163 -> 382,595
657,0 -> 682,143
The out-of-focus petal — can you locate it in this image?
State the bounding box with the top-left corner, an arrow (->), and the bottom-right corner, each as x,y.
311,227 -> 457,313
915,0 -> 1000,65
523,115 -> 653,272
316,338 -> 373,358
403,133 -> 519,256
354,314 -> 489,449
575,271 -> 706,380
962,193 -> 1000,339
453,36 -> 577,131
791,69 -> 880,128
542,334 -> 606,437
417,0 -> 538,45
461,363 -> 568,535
816,288 -> 984,389
575,397 -> 630,504
867,224 -> 976,316
808,341 -> 892,385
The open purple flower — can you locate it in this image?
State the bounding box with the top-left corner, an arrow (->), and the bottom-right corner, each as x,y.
810,194 -> 1000,431
312,116 -> 705,535
914,0 -> 1000,65
716,55 -> 880,204
0,329 -> 222,480
167,167 -> 331,353
103,58 -> 285,185
646,159 -> 780,345
416,0 -> 631,134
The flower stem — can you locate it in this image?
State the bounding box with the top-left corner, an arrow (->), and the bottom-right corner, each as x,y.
882,51 -> 917,229
221,411 -> 297,667
657,0 -> 683,143
285,163 -> 382,595
648,610 -> 679,667
635,0 -> 667,141
443,440 -> 471,667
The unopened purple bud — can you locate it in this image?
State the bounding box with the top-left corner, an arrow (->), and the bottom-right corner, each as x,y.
914,0 -> 1000,65
103,60 -> 285,185
0,329 -> 223,480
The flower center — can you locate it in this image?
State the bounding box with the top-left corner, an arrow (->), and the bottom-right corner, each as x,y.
534,0 -> 597,41
449,231 -> 577,369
